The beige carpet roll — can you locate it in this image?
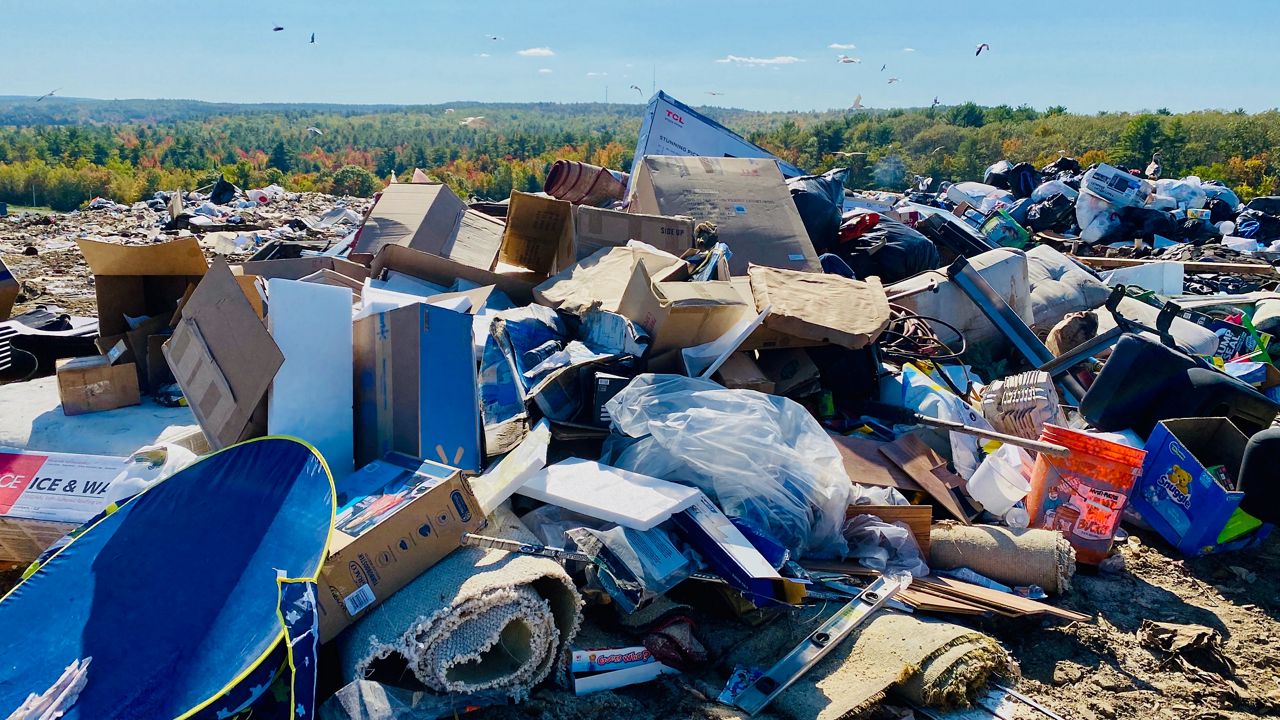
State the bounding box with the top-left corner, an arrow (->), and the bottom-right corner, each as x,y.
337,508 -> 582,701
929,522 -> 1076,594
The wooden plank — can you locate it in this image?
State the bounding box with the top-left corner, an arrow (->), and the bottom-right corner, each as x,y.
914,575 -> 1089,623
879,436 -> 971,524
845,504 -> 932,555
1071,255 -> 1279,278
899,588 -> 990,616
828,433 -> 923,493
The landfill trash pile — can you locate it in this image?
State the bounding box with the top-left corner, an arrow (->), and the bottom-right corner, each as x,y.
1,91 -> 1278,720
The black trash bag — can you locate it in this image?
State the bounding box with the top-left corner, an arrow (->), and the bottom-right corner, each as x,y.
1040,156 -> 1082,176
1206,197 -> 1239,225
983,160 -> 1014,190
1235,208 -> 1280,242
1119,206 -> 1177,241
788,168 -> 849,255
1178,217 -> 1218,243
1007,162 -> 1041,200
1245,196 -> 1280,216
840,215 -> 941,284
1026,193 -> 1076,232
209,175 -> 238,206
1006,196 -> 1034,224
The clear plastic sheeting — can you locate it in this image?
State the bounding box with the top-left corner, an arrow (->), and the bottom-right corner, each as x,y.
601,374 -> 852,558
842,514 -> 930,577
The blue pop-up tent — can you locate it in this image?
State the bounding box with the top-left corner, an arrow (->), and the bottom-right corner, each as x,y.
0,437 -> 335,719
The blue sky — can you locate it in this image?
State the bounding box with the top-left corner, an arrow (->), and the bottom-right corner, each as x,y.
4,0 -> 1278,112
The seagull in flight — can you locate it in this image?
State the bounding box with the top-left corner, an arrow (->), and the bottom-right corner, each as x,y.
830,151 -> 867,157
485,34 -> 503,41
310,32 -> 316,44
931,96 -> 940,109
629,84 -> 643,95
306,127 -> 323,136
459,116 -> 488,127
880,63 -> 887,72
35,88 -> 59,102
975,43 -> 990,56
705,91 -> 725,96
887,77 -> 900,84
837,55 -> 861,64
272,24 -> 284,31
850,94 -> 863,110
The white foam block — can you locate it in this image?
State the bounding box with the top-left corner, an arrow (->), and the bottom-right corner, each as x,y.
516,458 -> 700,530
268,279 -> 355,477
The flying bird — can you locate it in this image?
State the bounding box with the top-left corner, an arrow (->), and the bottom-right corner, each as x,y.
837,55 -> 861,64
880,63 -> 887,72
485,34 -> 502,41
444,108 -> 456,113
931,146 -> 946,154
830,151 -> 867,157
35,88 -> 59,102
306,127 -> 323,136
309,32 -> 315,44
459,116 -> 488,127
850,94 -> 863,110
629,84 -> 643,94
887,77 -> 900,84
705,91 -> 725,96
931,96 -> 940,109
975,43 -> 990,56
272,24 -> 284,31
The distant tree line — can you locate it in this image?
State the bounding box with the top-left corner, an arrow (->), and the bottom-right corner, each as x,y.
0,98 -> 1276,211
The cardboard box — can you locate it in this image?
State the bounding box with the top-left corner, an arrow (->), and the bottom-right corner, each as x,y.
371,245 -> 540,306
163,258 -> 284,450
237,256 -> 370,284
499,192 -> 575,277
1132,418 -> 1273,556
56,355 -> 141,415
353,302 -> 482,472
747,265 -> 891,350
669,492 -> 806,606
628,156 -> 820,276
755,348 -> 821,397
317,453 -> 485,641
574,205 -> 694,261
534,246 -> 682,316
713,353 -> 774,394
0,257 -> 18,321
629,91 -> 804,197
76,238 -> 208,339
350,183 -> 484,265
616,262 -> 748,357
0,449 -> 123,564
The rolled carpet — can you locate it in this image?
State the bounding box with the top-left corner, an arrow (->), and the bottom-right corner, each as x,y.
337,507 -> 582,701
723,611 -> 1006,719
929,522 -> 1076,594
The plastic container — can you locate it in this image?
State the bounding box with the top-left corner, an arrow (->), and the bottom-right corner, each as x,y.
1027,425 -> 1146,564
967,446 -> 1032,516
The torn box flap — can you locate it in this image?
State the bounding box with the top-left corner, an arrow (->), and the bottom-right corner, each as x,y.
163,258 -> 283,450
76,237 -> 208,276
747,265 -> 890,349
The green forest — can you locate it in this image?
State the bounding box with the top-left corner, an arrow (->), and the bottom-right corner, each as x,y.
1,96 -> 1278,211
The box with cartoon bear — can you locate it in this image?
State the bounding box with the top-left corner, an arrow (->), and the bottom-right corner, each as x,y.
1132,418 -> 1273,556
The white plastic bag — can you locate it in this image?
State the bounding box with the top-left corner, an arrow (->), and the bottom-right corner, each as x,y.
103,443 -> 198,507
1154,178 -> 1207,211
842,515 -> 929,577
602,374 -> 851,558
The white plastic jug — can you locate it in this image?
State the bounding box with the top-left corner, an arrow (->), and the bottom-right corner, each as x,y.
965,444 -> 1031,516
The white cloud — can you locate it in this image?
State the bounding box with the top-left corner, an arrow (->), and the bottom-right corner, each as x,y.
902,47 -> 916,52
538,68 -> 553,74
715,54 -> 804,66
518,47 -> 555,57
586,71 -> 607,77
829,43 -> 856,49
